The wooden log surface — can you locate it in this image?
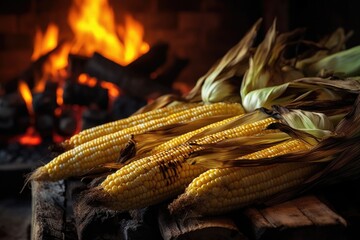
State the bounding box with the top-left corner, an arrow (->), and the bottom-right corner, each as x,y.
158,206 -> 247,240
30,178 -> 358,240
31,180 -> 66,240
243,195 -> 347,240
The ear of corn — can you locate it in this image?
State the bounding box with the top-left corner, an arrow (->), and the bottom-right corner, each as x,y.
169,139 -> 317,215
150,115 -> 241,154
31,102 -> 244,181
92,116 -> 278,211
60,102 -> 202,150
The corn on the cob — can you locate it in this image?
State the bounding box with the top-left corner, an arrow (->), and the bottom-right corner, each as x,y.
151,115 -> 240,154
95,116 -> 278,211
60,102 -> 202,150
169,139 -> 317,215
31,102 -> 243,181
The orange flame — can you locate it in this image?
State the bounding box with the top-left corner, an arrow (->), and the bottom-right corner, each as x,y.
68,0 -> 149,65
31,23 -> 59,61
18,80 -> 34,116
31,0 -> 149,82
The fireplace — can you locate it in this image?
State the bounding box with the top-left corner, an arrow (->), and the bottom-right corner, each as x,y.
0,0 -> 269,148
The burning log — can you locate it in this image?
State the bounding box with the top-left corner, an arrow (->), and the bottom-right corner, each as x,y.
84,52 -> 173,99
0,93 -> 30,136
126,42 -> 169,75
68,54 -> 90,78
153,57 -> 189,87
62,80 -> 109,109
32,83 -> 58,115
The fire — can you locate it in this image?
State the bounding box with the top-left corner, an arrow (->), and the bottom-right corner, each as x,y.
23,0 -> 149,145
77,73 -> 120,98
17,81 -> 42,145
32,0 -> 149,70
31,23 -> 59,61
18,80 -> 34,117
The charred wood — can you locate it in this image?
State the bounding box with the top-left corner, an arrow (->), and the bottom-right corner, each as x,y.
0,94 -> 30,136
84,52 -> 173,99
126,42 -> 169,75
153,56 -> 189,87
63,81 -> 109,109
68,54 -> 90,78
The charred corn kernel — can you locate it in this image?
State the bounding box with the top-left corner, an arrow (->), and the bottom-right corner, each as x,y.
61,102 -> 202,150
100,144 -> 206,210
31,102 -> 244,181
169,139 -> 316,215
151,115 -> 240,153
97,116 -> 277,211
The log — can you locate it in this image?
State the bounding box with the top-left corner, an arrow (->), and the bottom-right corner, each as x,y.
62,80 -> 109,109
158,206 -> 247,240
153,57 -> 189,87
31,180 -> 66,240
70,180 -> 131,240
0,93 -> 30,136
242,195 -> 347,240
84,52 -> 173,99
126,42 -> 169,75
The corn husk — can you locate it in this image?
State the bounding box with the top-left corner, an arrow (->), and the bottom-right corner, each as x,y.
303,45 -> 360,77
185,19 -> 262,103
188,107 -> 335,168
295,28 -> 351,70
242,77 -> 360,112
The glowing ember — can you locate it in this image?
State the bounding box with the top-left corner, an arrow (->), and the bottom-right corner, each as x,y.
18,127 -> 42,146
77,73 -> 120,99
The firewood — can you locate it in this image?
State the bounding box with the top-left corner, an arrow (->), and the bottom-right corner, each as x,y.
242,195 -> 347,240
31,180 -> 66,240
84,52 -> 173,99
62,80 -> 109,109
126,42 -> 169,75
158,206 -> 246,240
154,56 -> 189,87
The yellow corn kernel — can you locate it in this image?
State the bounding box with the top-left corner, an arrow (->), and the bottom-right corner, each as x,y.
95,116 -> 277,211
31,102 -> 244,181
169,139 -> 317,215
151,115 -> 241,154
61,102 -> 202,150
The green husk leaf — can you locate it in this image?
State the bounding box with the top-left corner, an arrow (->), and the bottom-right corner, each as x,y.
242,77 -> 360,112
276,107 -> 334,139
295,28 -> 349,70
305,45 -> 360,77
